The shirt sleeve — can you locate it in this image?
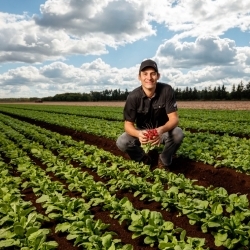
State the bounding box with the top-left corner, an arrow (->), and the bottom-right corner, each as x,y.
123,94 -> 137,122
165,86 -> 178,114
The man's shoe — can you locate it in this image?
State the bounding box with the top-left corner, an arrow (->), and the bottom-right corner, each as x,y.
140,154 -> 152,166
158,157 -> 170,171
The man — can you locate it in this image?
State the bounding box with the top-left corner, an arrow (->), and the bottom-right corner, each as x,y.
116,59 -> 184,169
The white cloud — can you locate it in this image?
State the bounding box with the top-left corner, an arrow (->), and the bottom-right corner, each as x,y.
156,35 -> 238,68
155,36 -> 250,91
1,47 -> 249,99
0,12 -> 108,63
0,59 -> 139,98
0,0 -> 250,98
148,0 -> 250,38
0,0 -> 156,64
35,0 -> 155,40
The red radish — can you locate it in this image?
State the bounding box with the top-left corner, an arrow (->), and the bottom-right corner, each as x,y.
141,128 -> 159,153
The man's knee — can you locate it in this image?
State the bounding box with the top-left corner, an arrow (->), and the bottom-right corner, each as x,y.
116,133 -> 129,152
116,135 -> 125,152
173,127 -> 185,144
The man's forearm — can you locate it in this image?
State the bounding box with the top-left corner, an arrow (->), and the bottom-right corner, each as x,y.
124,122 -> 140,138
159,118 -> 179,134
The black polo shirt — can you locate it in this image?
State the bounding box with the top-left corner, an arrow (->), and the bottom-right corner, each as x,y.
123,82 -> 177,129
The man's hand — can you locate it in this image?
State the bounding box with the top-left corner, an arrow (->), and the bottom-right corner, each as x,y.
138,130 -> 149,145
140,129 -> 161,146
148,132 -> 161,146
139,128 -> 161,153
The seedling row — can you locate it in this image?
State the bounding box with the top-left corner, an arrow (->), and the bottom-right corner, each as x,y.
0,112 -> 250,249
0,106 -> 249,173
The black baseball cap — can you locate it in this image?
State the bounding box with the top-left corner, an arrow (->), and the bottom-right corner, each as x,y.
139,59 -> 158,73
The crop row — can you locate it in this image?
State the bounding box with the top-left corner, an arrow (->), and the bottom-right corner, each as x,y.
1,104 -> 250,122
0,133 -> 135,250
0,114 -> 250,249
0,121 -> 209,249
0,105 -> 250,136
0,108 -> 249,173
0,158 -> 58,249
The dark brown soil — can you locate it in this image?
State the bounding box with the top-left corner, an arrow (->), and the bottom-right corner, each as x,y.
3,113 -> 250,250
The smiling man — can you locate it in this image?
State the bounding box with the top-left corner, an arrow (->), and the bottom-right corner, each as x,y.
116,59 -> 184,169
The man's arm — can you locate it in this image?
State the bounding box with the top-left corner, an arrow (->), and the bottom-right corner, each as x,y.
124,111 -> 179,146
124,121 -> 148,145
157,111 -> 179,135
147,111 -> 179,146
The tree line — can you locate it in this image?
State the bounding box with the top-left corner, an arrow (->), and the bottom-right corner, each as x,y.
175,81 -> 250,100
43,89 -> 130,102
1,81 -> 249,102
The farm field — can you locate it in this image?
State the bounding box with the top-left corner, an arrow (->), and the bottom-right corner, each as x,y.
0,102 -> 250,250
1,101 -> 250,110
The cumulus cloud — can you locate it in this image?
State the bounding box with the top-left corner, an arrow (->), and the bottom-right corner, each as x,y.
35,0 -> 153,38
0,0 -> 156,64
1,48 -> 249,99
0,0 -> 250,98
0,58 -> 140,98
0,12 -> 108,63
156,35 -> 237,68
154,35 -> 250,90
148,1 -> 250,38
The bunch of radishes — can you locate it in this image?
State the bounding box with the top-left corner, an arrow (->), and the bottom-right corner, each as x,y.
141,128 -> 159,153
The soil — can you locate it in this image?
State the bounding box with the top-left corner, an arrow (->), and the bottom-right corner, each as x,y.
3,100 -> 250,110
2,111 -> 250,250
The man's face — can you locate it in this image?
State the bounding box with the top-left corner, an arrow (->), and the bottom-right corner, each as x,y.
138,67 -> 160,91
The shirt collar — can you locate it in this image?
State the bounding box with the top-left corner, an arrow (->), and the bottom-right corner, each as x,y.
140,84 -> 158,99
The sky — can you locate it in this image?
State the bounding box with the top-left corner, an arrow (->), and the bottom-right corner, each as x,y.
0,0 -> 250,98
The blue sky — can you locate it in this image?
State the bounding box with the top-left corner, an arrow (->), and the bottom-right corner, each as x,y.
0,0 -> 250,98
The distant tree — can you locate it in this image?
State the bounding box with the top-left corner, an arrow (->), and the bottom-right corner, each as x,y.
90,91 -> 102,101
174,88 -> 182,100
192,87 -> 199,100
120,89 -> 129,100
6,82 -> 247,103
243,82 -> 250,100
200,87 -> 208,100
81,93 -> 91,101
221,85 -> 228,100
230,84 -> 236,99
236,81 -> 244,99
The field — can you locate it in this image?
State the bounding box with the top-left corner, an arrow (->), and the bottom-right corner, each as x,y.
6,101 -> 250,110
0,101 -> 250,250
